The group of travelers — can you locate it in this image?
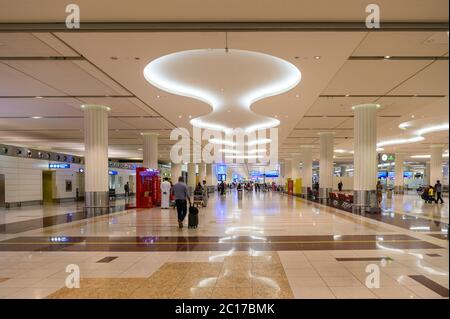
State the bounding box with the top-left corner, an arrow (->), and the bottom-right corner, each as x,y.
420,180 -> 444,204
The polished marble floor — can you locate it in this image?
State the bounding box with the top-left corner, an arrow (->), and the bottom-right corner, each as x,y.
0,191 -> 447,299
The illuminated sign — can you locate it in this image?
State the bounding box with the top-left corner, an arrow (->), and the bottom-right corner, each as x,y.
109,170 -> 118,175
49,163 -> 70,169
215,165 -> 227,175
379,153 -> 395,162
265,170 -> 279,177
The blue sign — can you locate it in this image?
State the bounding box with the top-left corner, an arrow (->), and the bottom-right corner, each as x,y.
265,170 -> 279,177
108,170 -> 118,175
216,165 -> 227,175
49,163 -> 70,169
403,172 -> 413,178
377,171 -> 388,178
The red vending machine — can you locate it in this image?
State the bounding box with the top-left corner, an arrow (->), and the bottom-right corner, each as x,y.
136,168 -> 161,208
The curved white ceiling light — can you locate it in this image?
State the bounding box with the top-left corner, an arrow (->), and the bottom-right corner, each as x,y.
144,49 -> 301,133
209,138 -> 272,147
377,136 -> 425,148
411,153 -> 449,159
225,154 -> 264,159
391,121 -> 449,148
414,123 -> 449,136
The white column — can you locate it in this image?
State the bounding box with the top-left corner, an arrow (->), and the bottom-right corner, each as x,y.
318,132 -> 334,199
424,162 -> 431,185
187,163 -> 196,193
211,164 -> 218,185
291,155 -> 301,180
142,133 -> 158,169
284,160 -> 292,183
205,164 -> 213,185
82,104 -> 110,210
353,104 -> 378,210
171,163 -> 182,183
199,163 -> 207,183
300,145 -> 313,196
430,145 -> 443,186
394,153 -> 405,193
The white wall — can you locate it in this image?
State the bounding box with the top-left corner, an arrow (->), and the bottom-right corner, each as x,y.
0,155 -> 45,203
53,163 -> 83,199
0,154 -> 136,204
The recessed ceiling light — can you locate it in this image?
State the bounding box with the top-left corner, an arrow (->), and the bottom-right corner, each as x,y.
345,94 -> 350,97
188,115 -> 192,119
295,94 -> 300,98
31,116 -> 42,119
384,55 -> 391,59
274,115 -> 278,118
314,56 -> 321,60
411,115 -> 415,118
178,115 -> 182,119
156,95 -> 160,98
35,96 -> 43,99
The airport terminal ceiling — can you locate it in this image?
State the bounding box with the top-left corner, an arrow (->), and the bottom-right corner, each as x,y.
0,30 -> 448,163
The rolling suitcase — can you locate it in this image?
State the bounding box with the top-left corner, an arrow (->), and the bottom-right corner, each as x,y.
188,205 -> 199,229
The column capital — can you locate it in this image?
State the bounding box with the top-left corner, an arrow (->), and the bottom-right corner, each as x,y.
140,132 -> 159,136
81,104 -> 111,112
430,144 -> 445,149
317,131 -> 335,136
351,103 -> 380,111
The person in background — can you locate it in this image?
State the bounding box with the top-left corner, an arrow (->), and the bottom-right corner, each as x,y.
124,182 -> 130,198
160,177 -> 171,209
194,182 -> 203,195
434,180 -> 444,204
202,180 -> 208,207
376,180 -> 383,206
427,185 -> 435,204
338,181 -> 343,192
171,176 -> 191,228
219,180 -> 225,196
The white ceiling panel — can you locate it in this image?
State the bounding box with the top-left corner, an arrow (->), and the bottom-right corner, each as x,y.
0,97 -> 81,116
377,96 -> 443,116
0,63 -> 62,96
296,116 -> 346,129
305,96 -> 374,116
353,32 -> 449,57
79,97 -> 159,116
390,60 -> 449,95
117,117 -> 171,130
0,118 -> 83,130
3,60 -> 124,95
322,60 -> 430,95
0,33 -> 63,57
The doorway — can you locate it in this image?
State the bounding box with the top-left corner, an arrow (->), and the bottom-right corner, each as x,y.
0,174 -> 5,208
42,171 -> 54,204
76,172 -> 85,201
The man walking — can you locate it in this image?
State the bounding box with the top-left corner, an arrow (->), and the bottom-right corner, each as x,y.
171,176 -> 191,228
160,177 -> 171,209
124,182 -> 130,199
435,180 -> 444,204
